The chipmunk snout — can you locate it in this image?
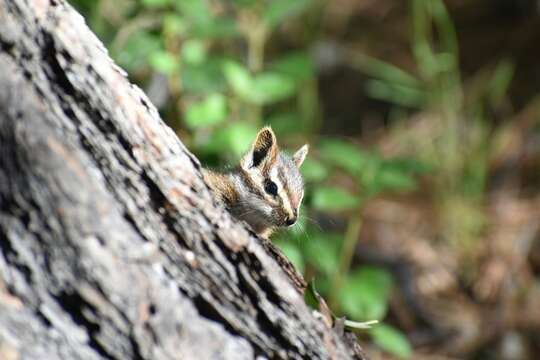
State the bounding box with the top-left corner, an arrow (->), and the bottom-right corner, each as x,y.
285,209 -> 298,226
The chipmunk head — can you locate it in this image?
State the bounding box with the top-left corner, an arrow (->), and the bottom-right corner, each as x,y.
238,127 -> 308,231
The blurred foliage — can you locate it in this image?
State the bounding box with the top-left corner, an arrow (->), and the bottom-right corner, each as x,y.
70,0 -> 540,358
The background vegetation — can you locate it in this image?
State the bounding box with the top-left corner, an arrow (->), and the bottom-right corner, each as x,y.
70,0 -> 540,358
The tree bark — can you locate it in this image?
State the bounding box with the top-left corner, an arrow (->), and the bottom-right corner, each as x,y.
0,1 -> 365,359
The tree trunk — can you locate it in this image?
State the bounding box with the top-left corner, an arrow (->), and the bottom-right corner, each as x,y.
0,1 -> 365,359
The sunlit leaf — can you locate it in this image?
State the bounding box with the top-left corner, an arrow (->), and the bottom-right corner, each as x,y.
116,32 -> 161,71
205,122 -> 259,157
228,124 -> 259,155
149,51 -> 178,75
301,158 -> 329,182
252,72 -> 296,104
371,324 -> 412,358
303,233 -> 342,276
182,39 -> 207,65
267,112 -> 305,135
141,0 -> 171,7
163,14 -> 187,35
185,93 -> 227,129
312,186 -> 359,211
223,62 -> 296,104
222,60 -> 253,100
339,266 -> 393,320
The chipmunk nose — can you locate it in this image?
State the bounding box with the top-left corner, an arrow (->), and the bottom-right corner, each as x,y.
285,210 -> 298,226
285,217 -> 297,226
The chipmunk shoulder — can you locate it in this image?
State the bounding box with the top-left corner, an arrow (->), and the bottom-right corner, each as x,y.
202,127 -> 308,238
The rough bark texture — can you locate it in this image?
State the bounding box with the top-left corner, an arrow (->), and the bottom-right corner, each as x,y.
0,1 -> 365,359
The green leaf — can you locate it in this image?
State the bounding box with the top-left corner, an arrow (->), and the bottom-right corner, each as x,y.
222,61 -> 253,100
304,280 -> 321,309
223,61 -> 296,104
148,51 -> 178,75
384,157 -> 432,174
141,0 -> 171,7
251,72 -> 296,104
375,164 -> 417,192
488,59 -> 514,104
339,266 -> 394,320
319,139 -> 372,175
181,39 -> 207,65
303,233 -> 342,276
163,14 -> 187,35
231,0 -> 258,6
362,56 -> 421,87
174,0 -> 210,24
171,0 -> 236,38
311,186 -> 359,211
267,112 -> 305,135
192,18 -> 238,38
365,80 -> 427,108
182,58 -> 228,94
264,0 -> 311,28
370,324 -> 412,358
269,52 -> 315,82
204,123 -> 259,157
227,123 -> 260,156
363,157 -> 429,194
301,158 -> 329,182
185,93 -> 227,129
115,32 -> 161,71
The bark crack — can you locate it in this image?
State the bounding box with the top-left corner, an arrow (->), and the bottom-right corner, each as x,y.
55,290 -> 115,359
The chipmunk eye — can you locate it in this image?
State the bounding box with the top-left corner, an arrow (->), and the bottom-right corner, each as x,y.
264,180 -> 278,196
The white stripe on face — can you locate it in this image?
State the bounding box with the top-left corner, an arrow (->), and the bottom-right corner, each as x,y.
297,191 -> 304,215
270,172 -> 294,219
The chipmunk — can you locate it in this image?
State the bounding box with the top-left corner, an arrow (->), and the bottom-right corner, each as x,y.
203,127 -> 308,238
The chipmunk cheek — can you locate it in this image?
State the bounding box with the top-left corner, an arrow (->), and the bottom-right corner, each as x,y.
267,209 -> 280,225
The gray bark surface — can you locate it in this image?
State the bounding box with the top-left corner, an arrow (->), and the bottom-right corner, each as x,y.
0,1 -> 365,359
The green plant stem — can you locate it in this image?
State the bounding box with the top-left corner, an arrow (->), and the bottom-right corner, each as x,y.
247,24 -> 266,73
246,22 -> 267,123
329,209 -> 363,310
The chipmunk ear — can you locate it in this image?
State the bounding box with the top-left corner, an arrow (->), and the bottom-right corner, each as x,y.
241,127 -> 278,170
292,144 -> 309,168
